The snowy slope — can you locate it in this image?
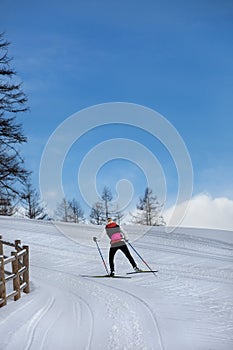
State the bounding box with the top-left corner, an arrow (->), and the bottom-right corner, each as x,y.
0,217 -> 233,350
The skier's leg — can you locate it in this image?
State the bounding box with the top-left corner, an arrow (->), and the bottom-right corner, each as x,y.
120,244 -> 137,268
109,246 -> 118,273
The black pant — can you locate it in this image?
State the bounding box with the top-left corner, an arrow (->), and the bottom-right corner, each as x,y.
109,243 -> 137,272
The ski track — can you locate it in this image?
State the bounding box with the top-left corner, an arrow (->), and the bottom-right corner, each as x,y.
86,277 -> 165,350
24,296 -> 56,350
31,265 -> 150,349
28,262 -> 162,349
146,229 -> 233,249
139,231 -> 233,262
1,291 -> 56,350
30,266 -> 95,350
140,242 -> 233,263
0,269 -> 95,350
39,292 -> 94,350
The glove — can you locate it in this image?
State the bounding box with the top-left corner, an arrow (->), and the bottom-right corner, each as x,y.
93,237 -> 97,242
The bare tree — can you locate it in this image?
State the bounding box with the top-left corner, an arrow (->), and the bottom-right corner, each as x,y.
55,198 -> 70,222
90,202 -> 105,225
101,186 -> 113,220
131,187 -> 165,226
21,180 -> 47,220
56,197 -> 85,223
114,204 -> 124,226
68,198 -> 85,223
90,186 -> 115,224
0,33 -> 29,201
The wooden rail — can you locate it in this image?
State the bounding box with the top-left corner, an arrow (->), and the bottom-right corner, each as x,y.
0,235 -> 30,308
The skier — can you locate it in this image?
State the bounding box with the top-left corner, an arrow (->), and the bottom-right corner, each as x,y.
93,217 -> 141,277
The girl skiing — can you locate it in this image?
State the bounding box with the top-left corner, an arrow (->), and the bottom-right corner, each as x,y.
93,217 -> 140,277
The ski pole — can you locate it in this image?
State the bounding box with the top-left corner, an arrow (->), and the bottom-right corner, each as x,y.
127,241 -> 157,277
94,239 -> 109,275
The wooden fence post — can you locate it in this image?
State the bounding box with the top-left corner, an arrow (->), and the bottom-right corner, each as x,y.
23,245 -> 30,293
0,235 -> 3,255
11,252 -> 21,301
0,256 -> 6,307
15,240 -> 21,252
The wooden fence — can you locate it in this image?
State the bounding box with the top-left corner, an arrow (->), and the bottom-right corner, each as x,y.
0,235 -> 30,308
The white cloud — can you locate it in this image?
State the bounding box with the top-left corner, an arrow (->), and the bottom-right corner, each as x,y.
164,193 -> 233,231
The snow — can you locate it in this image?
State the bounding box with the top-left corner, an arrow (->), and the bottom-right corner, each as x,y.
0,217 -> 233,350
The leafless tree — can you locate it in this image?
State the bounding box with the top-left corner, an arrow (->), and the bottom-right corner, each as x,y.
114,204 -> 124,226
56,197 -> 85,223
56,198 -> 70,222
90,202 -> 105,225
68,198 -> 85,223
0,197 -> 14,216
101,186 -> 113,220
21,180 -> 48,220
131,187 -> 165,226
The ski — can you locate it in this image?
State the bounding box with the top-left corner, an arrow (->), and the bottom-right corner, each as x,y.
81,274 -> 131,279
126,270 -> 158,275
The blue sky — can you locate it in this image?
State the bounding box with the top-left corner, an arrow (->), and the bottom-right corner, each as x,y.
2,0 -> 233,226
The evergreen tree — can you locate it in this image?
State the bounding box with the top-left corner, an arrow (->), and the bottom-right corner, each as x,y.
131,187 -> 165,226
0,33 -> 29,201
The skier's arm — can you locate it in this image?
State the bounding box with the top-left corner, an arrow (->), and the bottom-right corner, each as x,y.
120,226 -> 129,241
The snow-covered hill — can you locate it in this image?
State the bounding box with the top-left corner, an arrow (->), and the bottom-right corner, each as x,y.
0,217 -> 233,350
